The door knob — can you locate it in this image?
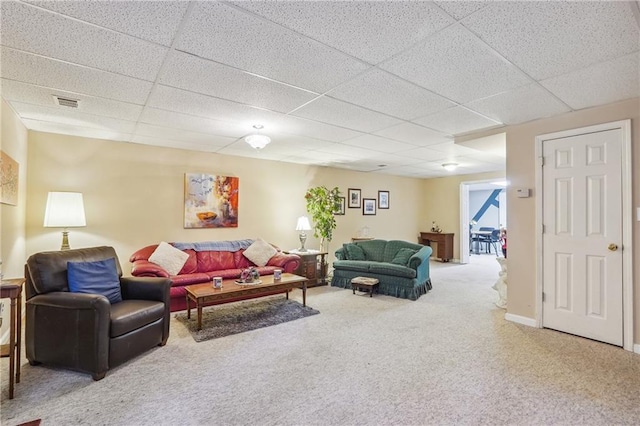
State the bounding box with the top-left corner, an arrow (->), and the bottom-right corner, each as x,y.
608,243 -> 618,251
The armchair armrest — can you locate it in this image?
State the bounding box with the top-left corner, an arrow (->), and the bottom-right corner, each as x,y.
267,252 -> 301,273
26,292 -> 110,377
120,276 -> 171,304
131,260 -> 170,278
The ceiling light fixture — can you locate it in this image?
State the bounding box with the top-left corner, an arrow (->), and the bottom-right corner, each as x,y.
442,163 -> 458,172
245,124 -> 271,150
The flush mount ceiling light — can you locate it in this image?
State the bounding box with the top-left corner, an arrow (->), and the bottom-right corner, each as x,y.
442,163 -> 458,172
245,124 -> 271,150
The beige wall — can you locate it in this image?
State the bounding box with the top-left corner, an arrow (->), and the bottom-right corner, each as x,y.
422,171 -> 505,260
26,132 -> 425,270
1,100 -> 28,342
493,98 -> 639,343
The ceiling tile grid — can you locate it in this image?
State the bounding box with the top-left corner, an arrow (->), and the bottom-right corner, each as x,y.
1,0 -> 637,178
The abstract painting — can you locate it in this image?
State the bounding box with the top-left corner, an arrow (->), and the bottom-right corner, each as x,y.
184,173 -> 239,228
1,151 -> 19,206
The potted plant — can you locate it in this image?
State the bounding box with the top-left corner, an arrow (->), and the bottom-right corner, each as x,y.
304,186 -> 342,253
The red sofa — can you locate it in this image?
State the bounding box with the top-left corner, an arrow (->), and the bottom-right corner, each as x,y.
129,242 -> 300,312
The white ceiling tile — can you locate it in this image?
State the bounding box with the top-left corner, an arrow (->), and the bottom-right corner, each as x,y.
327,69 -> 456,120
232,1 -> 454,64
159,51 -> 318,114
428,141 -> 487,156
315,143 -> 380,159
381,24 -> 531,103
0,48 -> 153,104
340,134 -> 416,154
134,124 -> 235,148
540,53 -> 640,110
138,108 -> 247,139
463,2 -> 640,80
291,96 -> 403,133
434,1 -> 489,21
25,0 -> 188,46
21,118 -> 132,142
11,101 -> 137,133
465,84 -> 571,125
398,147 -> 450,162
1,2 -> 167,81
1,79 -> 143,121
131,135 -> 227,154
413,106 -> 502,135
373,122 -> 451,146
357,152 -> 424,168
175,1 -> 370,93
267,116 -> 363,143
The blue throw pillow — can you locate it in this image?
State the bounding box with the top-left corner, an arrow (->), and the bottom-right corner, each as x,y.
67,258 -> 122,304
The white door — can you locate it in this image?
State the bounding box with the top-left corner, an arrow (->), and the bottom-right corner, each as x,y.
542,128 -> 623,346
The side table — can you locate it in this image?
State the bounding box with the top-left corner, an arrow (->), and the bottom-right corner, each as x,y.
285,250 -> 328,287
1,278 -> 24,399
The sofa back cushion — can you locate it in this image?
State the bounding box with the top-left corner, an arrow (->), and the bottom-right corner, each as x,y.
178,249 -> 198,274
196,251 -> 236,272
343,243 -> 366,261
354,239 -> 387,262
233,250 -> 253,269
383,240 -> 424,263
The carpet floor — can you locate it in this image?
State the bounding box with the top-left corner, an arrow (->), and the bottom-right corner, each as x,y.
2,257 -> 640,425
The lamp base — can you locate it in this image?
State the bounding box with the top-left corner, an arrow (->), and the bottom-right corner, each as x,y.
298,232 -> 308,252
61,230 -> 71,251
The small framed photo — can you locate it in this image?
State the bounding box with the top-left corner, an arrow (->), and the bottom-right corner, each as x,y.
363,198 -> 376,215
334,197 -> 345,215
378,190 -> 389,209
348,188 -> 361,208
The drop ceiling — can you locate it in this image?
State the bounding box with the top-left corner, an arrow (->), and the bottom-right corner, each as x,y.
1,1 -> 638,178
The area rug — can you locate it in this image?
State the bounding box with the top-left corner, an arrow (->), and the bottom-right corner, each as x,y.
174,297 -> 320,342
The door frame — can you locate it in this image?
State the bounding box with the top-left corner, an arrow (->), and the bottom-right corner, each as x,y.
534,119 -> 633,351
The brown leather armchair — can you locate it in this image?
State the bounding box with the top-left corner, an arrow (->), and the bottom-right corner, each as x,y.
25,246 -> 171,380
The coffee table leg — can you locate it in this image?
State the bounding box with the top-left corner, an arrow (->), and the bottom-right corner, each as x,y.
186,294 -> 191,319
302,282 -> 307,307
197,301 -> 203,331
286,290 -> 289,300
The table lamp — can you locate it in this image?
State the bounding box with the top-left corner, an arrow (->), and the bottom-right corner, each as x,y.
296,216 -> 312,252
43,191 -> 86,250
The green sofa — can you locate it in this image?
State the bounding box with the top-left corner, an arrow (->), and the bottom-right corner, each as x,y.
331,239 -> 432,300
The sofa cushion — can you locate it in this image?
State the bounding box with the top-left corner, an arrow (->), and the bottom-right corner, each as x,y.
67,257 -> 123,304
332,260 -> 371,273
234,250 -> 253,269
243,238 -> 277,267
343,243 -> 365,261
178,249 -> 198,274
148,242 -> 189,276
368,262 -> 417,279
383,240 -> 424,263
391,248 -> 418,266
110,300 -> 164,338
196,251 -> 236,272
356,240 -> 387,262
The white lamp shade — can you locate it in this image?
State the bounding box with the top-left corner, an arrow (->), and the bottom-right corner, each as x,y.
44,192 -> 86,227
245,134 -> 271,150
296,216 -> 311,231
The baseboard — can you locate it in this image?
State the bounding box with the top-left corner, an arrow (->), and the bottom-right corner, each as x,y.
505,313 -> 538,327
634,344 -> 640,354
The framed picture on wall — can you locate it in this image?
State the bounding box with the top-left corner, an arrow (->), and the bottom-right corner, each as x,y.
334,197 -> 345,215
363,198 -> 376,215
378,190 -> 389,209
348,188 -> 361,208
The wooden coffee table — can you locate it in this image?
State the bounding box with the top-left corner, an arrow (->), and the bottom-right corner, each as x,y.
185,273 -> 309,330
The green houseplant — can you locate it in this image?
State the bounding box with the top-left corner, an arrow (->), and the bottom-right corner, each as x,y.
304,186 -> 342,253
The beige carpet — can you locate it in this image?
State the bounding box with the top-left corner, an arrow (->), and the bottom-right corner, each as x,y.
2,257 -> 640,425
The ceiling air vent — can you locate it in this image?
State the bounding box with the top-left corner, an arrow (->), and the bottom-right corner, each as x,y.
53,95 -> 79,108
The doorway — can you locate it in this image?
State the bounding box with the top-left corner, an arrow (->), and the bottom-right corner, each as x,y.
535,120 -> 633,350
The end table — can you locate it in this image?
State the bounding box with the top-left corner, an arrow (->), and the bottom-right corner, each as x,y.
1,278 -> 25,399
286,250 -> 328,287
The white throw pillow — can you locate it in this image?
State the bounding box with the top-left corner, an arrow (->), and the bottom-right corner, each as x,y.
243,238 -> 277,267
148,242 -> 189,276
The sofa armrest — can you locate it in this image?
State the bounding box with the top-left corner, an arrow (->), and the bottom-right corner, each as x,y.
409,246 -> 433,284
334,247 -> 346,260
131,260 -> 170,278
267,252 -> 300,273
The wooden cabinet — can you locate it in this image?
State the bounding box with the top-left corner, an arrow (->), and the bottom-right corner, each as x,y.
286,251 -> 328,287
419,232 -> 454,262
